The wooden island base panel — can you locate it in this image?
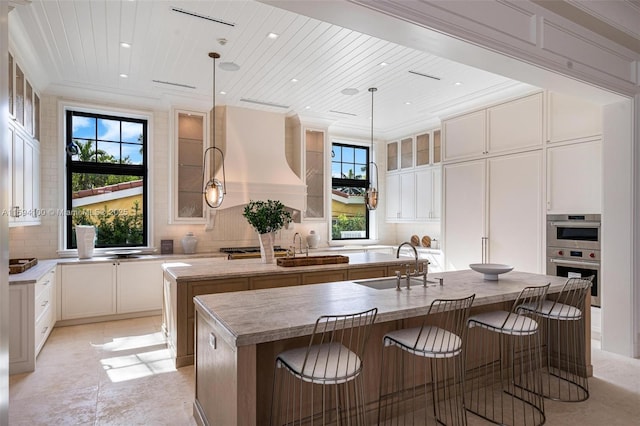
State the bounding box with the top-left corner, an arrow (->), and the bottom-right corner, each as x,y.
192,270 -> 590,426
162,252 -> 418,368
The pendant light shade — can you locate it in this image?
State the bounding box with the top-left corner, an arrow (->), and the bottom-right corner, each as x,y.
203,52 -> 226,209
365,87 -> 379,210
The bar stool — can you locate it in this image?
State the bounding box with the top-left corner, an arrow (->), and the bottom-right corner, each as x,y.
466,284 -> 549,426
378,294 -> 476,426
517,276 -> 593,402
270,307 -> 378,426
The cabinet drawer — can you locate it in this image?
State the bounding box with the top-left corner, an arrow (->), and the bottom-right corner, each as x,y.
35,270 -> 55,299
35,304 -> 53,353
35,282 -> 53,324
250,274 -> 301,290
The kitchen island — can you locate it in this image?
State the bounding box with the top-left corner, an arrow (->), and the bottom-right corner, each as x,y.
162,252 -> 418,367
192,269 -> 589,425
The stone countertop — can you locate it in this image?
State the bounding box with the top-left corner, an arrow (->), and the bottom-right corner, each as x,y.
8,259 -> 58,285
194,269 -> 568,347
163,252 -> 415,282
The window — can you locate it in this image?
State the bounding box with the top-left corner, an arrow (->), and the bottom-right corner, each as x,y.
331,142 -> 370,240
65,110 -> 148,249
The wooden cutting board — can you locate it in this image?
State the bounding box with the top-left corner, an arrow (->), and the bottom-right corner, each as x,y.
421,235 -> 431,248
410,235 -> 420,246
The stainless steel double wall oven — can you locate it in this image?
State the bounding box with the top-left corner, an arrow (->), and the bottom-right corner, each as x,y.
547,214 -> 601,307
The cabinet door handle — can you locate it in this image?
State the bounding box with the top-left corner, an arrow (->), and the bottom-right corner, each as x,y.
43,280 -> 50,286
41,300 -> 49,308
209,332 -> 217,349
41,326 -> 48,335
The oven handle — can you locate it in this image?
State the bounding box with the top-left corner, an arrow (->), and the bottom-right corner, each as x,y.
549,258 -> 600,267
549,221 -> 600,228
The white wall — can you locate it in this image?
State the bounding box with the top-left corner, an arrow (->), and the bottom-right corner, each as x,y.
7,97 -> 336,258
0,2 -> 10,424
602,99 -> 637,357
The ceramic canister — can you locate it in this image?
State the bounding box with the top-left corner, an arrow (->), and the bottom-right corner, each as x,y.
181,232 -> 198,254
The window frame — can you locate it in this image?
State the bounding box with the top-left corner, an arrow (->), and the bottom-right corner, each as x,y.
330,141 -> 371,241
64,109 -> 149,250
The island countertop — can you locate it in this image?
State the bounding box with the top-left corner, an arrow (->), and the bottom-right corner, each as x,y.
163,251 -> 413,282
194,269 -> 569,347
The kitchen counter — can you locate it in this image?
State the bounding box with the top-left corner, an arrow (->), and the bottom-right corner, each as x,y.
194,269 -> 568,347
8,259 -> 58,284
192,269 -> 589,425
163,251 -> 411,281
162,252 -> 418,368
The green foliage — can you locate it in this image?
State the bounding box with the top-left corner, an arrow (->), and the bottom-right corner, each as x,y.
331,214 -> 365,239
71,140 -> 137,192
72,200 -> 143,247
242,200 -> 292,234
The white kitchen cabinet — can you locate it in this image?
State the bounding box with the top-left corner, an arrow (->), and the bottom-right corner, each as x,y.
547,139 -> 602,214
61,260 -> 164,321
61,263 -> 116,320
8,123 -> 40,227
10,265 -> 56,374
304,128 -> 325,220
487,151 -> 542,272
444,151 -> 542,272
415,166 -> 441,220
487,92 -> 543,153
547,92 -> 601,143
386,171 -> 416,221
117,260 -> 164,313
173,110 -> 207,222
442,109 -> 486,161
443,159 -> 486,270
442,93 -> 543,162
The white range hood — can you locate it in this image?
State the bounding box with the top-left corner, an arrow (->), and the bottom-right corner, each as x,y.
215,106 -> 306,212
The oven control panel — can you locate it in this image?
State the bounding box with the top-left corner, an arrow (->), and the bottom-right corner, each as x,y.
547,247 -> 600,262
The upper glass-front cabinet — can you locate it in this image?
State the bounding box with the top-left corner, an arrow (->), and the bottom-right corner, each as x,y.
8,53 -> 14,118
388,129 -> 441,171
174,110 -> 207,221
387,141 -> 398,172
8,52 -> 40,141
416,129 -> 442,166
400,137 -> 413,169
304,129 -> 325,219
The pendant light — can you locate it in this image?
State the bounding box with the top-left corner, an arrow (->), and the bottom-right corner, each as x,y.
202,52 -> 226,208
365,87 -> 379,210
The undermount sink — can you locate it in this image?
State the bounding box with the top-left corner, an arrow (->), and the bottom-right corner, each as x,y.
354,276 -> 436,290
276,255 -> 349,267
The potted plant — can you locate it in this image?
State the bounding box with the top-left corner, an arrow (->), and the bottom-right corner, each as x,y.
243,200 -> 292,263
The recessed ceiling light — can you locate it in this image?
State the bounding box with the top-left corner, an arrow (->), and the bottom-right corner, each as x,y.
119,73 -> 128,78
291,78 -> 298,83
379,62 -> 388,67
305,106 -> 311,110
219,62 -> 240,71
341,88 -> 359,96
405,101 -> 412,105
219,91 -> 227,95
454,82 -> 462,86
267,32 -> 279,39
120,42 -> 131,48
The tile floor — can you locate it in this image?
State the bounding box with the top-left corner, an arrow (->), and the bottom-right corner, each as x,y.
9,315 -> 640,425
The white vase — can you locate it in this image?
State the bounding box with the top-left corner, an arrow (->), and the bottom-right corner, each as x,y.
75,225 -> 96,259
181,232 -> 198,254
259,232 -> 275,263
306,230 -> 320,248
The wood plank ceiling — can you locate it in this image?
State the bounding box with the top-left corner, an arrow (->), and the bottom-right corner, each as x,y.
10,0 -> 530,133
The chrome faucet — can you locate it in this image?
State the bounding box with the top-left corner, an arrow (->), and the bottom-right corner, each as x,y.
292,232 -> 308,257
396,241 -> 429,289
396,242 -> 419,271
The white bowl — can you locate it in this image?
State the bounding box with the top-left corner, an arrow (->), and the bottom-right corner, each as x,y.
469,263 -> 514,280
